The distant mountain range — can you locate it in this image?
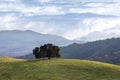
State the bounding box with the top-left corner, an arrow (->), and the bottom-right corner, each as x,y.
0,30 -> 77,57
18,38 -> 120,65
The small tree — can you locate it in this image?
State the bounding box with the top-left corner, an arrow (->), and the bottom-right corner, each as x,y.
33,44 -> 60,59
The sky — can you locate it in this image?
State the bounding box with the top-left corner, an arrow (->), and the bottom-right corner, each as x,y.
0,0 -> 120,41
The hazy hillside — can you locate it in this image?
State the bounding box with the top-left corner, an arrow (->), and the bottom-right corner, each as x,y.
0,30 -> 74,57
0,57 -> 120,80
61,38 -> 120,64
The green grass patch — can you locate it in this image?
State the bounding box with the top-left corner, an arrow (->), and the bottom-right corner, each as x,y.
0,57 -> 120,80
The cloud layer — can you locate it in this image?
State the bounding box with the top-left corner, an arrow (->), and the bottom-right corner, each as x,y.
0,0 -> 120,40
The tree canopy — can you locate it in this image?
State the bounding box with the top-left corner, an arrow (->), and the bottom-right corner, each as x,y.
33,44 -> 60,59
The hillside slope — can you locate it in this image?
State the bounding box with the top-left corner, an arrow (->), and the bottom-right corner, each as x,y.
60,38 -> 120,64
0,57 -> 120,80
0,30 -> 73,57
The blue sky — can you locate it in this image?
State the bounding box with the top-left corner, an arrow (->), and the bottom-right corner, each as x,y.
0,0 -> 120,41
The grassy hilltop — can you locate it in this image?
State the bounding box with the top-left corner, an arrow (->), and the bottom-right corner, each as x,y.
0,57 -> 120,80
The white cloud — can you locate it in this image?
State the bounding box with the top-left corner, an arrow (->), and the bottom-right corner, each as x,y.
0,0 -> 23,12
0,14 -> 18,30
60,17 -> 120,40
0,0 -> 64,15
0,0 -> 120,40
79,31 -> 120,41
69,7 -> 106,15
84,3 -> 105,7
83,18 -> 120,32
0,0 -> 120,16
0,14 -> 120,40
69,3 -> 120,16
63,27 -> 90,40
31,6 -> 65,15
74,17 -> 120,40
24,21 -> 55,33
37,0 -> 53,3
0,0 -> 16,2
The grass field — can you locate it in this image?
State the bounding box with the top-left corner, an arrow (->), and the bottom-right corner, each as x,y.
0,57 -> 120,80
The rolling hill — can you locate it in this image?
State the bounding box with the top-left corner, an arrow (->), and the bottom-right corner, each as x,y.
0,57 -> 120,80
0,30 -> 74,57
